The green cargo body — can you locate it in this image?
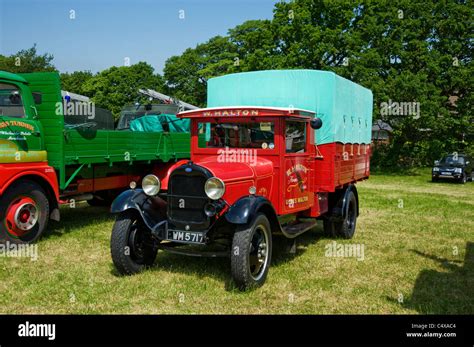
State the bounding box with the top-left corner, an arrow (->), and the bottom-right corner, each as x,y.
207,69 -> 373,145
17,72 -> 190,190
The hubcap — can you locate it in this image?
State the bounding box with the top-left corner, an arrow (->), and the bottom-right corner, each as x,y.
5,197 -> 39,237
248,225 -> 269,280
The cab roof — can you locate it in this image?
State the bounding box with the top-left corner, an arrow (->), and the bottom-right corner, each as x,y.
178,106 -> 315,118
0,71 -> 28,84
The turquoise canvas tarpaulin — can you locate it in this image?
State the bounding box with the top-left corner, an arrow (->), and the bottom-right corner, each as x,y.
207,70 -> 373,145
130,114 -> 190,133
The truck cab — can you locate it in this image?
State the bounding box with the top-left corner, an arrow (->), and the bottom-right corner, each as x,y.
110,106 -> 364,290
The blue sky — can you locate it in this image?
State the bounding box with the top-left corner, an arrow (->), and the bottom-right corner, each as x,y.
0,0 -> 278,73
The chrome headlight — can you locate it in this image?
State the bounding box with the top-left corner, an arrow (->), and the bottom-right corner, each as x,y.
433,167 -> 439,172
454,168 -> 462,174
205,177 -> 225,200
142,174 -> 161,196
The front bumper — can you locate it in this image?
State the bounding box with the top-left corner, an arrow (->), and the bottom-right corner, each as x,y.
432,172 -> 462,179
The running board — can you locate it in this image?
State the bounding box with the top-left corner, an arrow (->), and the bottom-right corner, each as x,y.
281,220 -> 318,238
158,244 -> 229,258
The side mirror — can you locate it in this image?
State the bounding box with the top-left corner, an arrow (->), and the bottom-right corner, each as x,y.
466,161 -> 470,165
434,160 -> 440,166
310,117 -> 323,130
32,92 -> 42,104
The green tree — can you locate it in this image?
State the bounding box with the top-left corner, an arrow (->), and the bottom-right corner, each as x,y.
164,36 -> 238,107
0,44 -> 55,73
82,62 -> 164,118
60,71 -> 94,95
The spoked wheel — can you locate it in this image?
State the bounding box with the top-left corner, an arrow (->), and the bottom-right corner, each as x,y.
231,213 -> 272,290
0,180 -> 49,244
324,190 -> 358,239
110,210 -> 158,275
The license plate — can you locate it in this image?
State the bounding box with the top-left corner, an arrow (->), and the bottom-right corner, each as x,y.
441,172 -> 451,176
167,230 -> 205,244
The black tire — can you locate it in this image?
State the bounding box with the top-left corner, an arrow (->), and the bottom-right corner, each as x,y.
324,190 -> 358,239
110,210 -> 158,275
230,213 -> 272,291
431,177 -> 438,182
460,173 -> 467,184
0,179 -> 49,244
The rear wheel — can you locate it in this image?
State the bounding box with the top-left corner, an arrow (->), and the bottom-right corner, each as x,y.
324,190 -> 358,239
110,210 -> 158,275
230,213 -> 272,290
0,179 -> 49,244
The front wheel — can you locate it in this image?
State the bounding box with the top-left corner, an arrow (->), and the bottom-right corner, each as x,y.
110,210 -> 158,275
0,179 -> 49,244
230,213 -> 272,291
459,173 -> 467,184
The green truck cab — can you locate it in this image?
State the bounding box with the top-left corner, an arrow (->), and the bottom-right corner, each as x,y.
0,71 -> 190,244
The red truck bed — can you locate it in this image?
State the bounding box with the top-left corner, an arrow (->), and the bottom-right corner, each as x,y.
315,143 -> 371,193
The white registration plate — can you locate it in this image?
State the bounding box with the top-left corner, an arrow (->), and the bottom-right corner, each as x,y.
441,172 -> 451,176
168,230 -> 205,244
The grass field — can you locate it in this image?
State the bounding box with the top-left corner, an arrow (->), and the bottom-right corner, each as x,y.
0,168 -> 472,314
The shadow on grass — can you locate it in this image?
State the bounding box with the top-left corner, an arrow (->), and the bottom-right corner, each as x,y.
402,242 -> 474,314
44,204 -> 113,240
110,223 -> 328,292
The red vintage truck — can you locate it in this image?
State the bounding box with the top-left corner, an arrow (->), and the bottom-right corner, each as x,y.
110,70 -> 373,290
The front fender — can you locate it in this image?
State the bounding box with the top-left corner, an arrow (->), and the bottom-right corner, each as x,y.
225,195 -> 277,225
111,189 -> 166,231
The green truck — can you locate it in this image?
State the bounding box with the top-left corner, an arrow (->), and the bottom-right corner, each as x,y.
0,71 -> 190,244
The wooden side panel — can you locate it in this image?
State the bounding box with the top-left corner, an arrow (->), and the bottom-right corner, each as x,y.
313,142 -> 370,193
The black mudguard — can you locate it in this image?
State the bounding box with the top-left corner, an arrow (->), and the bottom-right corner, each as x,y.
110,189 -> 166,231
342,184 -> 359,217
225,195 -> 279,227
330,184 -> 359,222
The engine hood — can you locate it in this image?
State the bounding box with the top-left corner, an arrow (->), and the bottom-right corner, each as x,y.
195,156 -> 274,182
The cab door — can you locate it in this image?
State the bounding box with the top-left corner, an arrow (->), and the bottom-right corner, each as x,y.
281,119 -> 314,214
0,81 -> 44,163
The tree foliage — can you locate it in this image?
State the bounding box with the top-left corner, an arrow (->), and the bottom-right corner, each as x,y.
60,71 -> 94,95
81,62 -> 164,118
0,44 -> 55,73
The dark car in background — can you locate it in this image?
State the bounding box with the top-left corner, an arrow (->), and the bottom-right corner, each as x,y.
432,154 -> 473,184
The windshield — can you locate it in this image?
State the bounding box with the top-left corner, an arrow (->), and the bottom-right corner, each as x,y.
0,83 -> 25,118
198,121 -> 275,149
439,155 -> 465,166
